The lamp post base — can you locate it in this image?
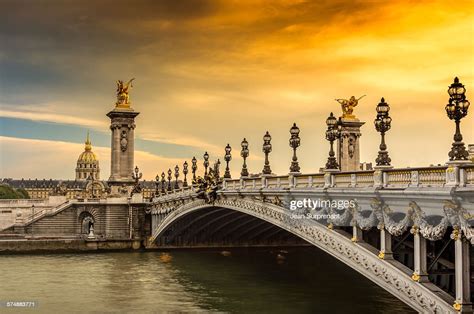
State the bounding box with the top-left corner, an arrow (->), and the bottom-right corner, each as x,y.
448,141 -> 469,161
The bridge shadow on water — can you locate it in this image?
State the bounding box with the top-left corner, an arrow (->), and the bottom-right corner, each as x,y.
157,247 -> 416,313
0,249 -> 415,313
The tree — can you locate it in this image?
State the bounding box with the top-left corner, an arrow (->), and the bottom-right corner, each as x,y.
0,185 -> 31,199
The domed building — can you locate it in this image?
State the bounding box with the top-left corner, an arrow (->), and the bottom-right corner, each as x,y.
76,133 -> 100,180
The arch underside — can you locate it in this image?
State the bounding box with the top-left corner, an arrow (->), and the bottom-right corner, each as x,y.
155,206 -> 308,247
151,198 -> 455,313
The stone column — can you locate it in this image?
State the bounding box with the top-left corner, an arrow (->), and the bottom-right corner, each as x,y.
110,124 -> 121,181
351,225 -> 363,242
378,226 -> 393,259
452,228 -> 472,312
107,107 -> 140,193
411,226 -> 428,282
337,118 -> 365,172
128,127 -> 135,179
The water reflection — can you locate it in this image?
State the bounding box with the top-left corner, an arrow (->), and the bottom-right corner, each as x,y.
0,248 -> 414,313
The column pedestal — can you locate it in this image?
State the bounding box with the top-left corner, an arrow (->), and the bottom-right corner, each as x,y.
337,118 -> 365,172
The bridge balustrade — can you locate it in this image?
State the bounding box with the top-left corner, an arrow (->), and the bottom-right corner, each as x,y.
332,173 -> 352,188
385,169 -> 412,187
353,171 -> 374,187
418,166 -> 448,187
464,167 -> 474,185
220,165 -> 474,191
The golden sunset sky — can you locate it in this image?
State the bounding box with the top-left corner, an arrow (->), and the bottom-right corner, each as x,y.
0,0 -> 473,179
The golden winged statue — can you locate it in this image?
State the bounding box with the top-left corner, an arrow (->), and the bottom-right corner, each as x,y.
115,78 -> 135,108
335,95 -> 365,119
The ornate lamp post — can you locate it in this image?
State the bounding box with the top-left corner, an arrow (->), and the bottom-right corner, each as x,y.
191,156 -> 197,180
167,168 -> 172,191
131,165 -> 143,195
155,174 -> 160,196
289,123 -> 301,173
174,165 -> 180,189
325,113 -> 339,170
262,131 -> 272,175
203,152 -> 209,176
132,165 -> 142,183
224,144 -> 232,178
446,77 -> 470,161
215,159 -> 221,178
374,98 -> 392,167
161,172 -> 166,194
183,161 -> 189,187
240,138 -> 249,177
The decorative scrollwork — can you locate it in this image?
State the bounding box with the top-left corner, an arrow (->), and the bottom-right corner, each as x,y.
120,130 -> 128,152
370,199 -> 413,237
444,200 -> 474,244
410,202 -> 448,241
353,201 -> 379,230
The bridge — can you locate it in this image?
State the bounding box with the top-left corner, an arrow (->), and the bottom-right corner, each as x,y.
148,163 -> 473,313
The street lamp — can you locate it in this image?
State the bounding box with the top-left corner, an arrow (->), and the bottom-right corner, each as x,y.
262,131 -> 272,175
155,174 -> 160,196
325,112 -> 339,170
191,156 -> 197,180
132,165 -> 142,182
161,172 -> 166,194
215,159 -> 221,178
131,165 -> 143,194
240,138 -> 249,177
167,168 -> 172,191
289,123 -> 301,173
183,161 -> 189,187
203,152 -> 209,176
446,77 -> 470,161
374,98 -> 392,167
224,144 -> 232,178
174,165 -> 180,189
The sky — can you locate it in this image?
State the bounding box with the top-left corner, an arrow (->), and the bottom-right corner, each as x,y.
0,0 -> 473,180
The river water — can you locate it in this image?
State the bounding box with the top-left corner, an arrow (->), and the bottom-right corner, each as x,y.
0,248 -> 414,313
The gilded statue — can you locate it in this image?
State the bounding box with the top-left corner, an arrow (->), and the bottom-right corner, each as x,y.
335,95 -> 365,119
116,78 -> 135,107
193,162 -> 221,204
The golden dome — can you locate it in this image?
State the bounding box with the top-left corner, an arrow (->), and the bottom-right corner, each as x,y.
77,132 -> 98,163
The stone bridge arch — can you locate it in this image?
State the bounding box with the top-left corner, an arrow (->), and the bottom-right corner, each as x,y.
150,197 -> 454,313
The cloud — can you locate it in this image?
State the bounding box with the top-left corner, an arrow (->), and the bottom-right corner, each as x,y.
0,106 -> 106,129
0,136 -> 185,180
0,0 -> 473,179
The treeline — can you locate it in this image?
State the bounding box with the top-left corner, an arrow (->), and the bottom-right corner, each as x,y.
0,185 -> 30,199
